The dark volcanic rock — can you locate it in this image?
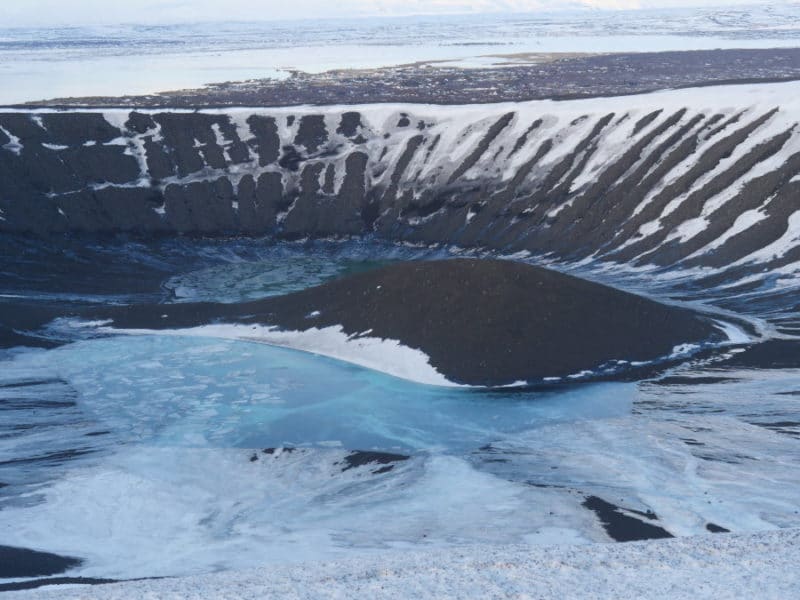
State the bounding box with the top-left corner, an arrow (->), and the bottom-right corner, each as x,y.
341,451 -> 410,473
0,300 -> 68,349
247,115 -> 280,166
0,325 -> 59,349
0,545 -> 82,578
337,112 -> 362,138
582,496 -> 673,542
1,98 -> 798,284
294,115 -> 328,153
91,259 -> 722,386
0,577 -> 119,593
714,340 -> 800,369
40,113 -> 121,145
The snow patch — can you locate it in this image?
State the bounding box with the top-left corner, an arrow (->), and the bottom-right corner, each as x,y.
106,323 -> 461,388
713,320 -> 754,345
0,126 -> 23,155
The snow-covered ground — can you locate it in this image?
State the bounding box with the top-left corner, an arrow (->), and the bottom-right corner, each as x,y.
1,3 -> 799,105
10,528 -> 800,599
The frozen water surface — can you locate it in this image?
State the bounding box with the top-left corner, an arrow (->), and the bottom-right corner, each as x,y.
0,334 -> 636,578
0,237 -> 798,584
3,335 -> 635,452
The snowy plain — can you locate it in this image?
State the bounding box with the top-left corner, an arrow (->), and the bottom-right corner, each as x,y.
1,3 -> 800,104
8,529 -> 800,599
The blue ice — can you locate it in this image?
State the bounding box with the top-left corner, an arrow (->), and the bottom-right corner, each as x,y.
32,334 -> 635,454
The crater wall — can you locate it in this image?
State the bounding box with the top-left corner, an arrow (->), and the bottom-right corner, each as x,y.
2,82 -> 799,277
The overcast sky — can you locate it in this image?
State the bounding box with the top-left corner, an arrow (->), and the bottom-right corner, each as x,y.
0,0 -> 795,27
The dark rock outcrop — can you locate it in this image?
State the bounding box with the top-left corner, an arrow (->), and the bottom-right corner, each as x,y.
0,545 -> 82,578
88,259 -> 722,386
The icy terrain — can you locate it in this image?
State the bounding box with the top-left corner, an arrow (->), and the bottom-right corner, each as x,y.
1,3 -> 800,104
7,529 -> 800,599
0,237 -> 798,593
1,75 -> 800,594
